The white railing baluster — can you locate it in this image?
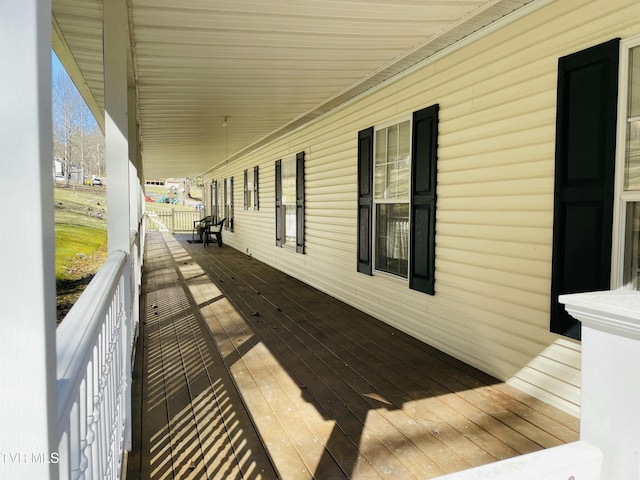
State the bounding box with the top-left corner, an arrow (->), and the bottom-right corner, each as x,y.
83,362 -> 95,480
98,321 -> 107,476
88,347 -> 100,480
69,402 -> 80,479
57,232 -> 142,480
58,429 -> 70,480
78,377 -> 89,480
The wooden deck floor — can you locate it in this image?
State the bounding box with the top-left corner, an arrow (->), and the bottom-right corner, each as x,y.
126,231 -> 579,480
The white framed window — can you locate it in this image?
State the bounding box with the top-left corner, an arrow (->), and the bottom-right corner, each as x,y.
281,156 -> 297,247
358,105 -> 438,294
244,166 -> 259,210
614,37 -> 640,289
275,152 -> 305,252
244,169 -> 253,210
223,176 -> 233,231
374,119 -> 411,278
210,180 -> 218,220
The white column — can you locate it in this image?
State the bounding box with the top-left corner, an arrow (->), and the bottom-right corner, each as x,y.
0,1 -> 58,479
104,0 -> 134,451
128,86 -> 142,231
561,290 -> 640,479
104,0 -> 131,254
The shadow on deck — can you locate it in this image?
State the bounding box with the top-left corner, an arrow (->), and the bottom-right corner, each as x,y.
126,232 -> 579,480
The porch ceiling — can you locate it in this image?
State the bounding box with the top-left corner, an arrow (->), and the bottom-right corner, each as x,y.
52,0 -> 534,179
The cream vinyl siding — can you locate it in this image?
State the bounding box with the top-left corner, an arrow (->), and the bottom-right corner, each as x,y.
203,0 -> 640,417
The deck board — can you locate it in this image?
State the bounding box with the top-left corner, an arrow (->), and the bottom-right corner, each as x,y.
128,232 -> 579,479
127,233 -> 279,480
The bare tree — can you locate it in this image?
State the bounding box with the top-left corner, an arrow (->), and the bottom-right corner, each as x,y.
85,125 -> 105,178
52,68 -> 81,185
75,103 -> 89,182
52,65 -> 104,185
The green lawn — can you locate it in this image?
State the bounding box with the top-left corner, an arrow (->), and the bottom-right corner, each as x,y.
55,187 -> 107,277
55,224 -> 107,279
55,186 -> 108,321
54,183 -> 197,322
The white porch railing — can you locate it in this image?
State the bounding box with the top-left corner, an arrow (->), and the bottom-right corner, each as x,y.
56,228 -> 142,479
435,441 -> 602,480
560,290 -> 640,479
145,209 -> 202,233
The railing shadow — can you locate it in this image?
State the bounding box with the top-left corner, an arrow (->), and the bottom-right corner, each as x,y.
128,234 -> 277,480
172,235 -> 497,479
138,232 -> 579,479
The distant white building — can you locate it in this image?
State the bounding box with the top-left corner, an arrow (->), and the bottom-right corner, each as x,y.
53,158 -> 63,181
165,178 -> 182,191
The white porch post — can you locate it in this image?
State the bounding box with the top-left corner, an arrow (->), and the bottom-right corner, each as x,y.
128,86 -> 141,231
105,0 -> 131,254
104,0 -> 134,451
128,84 -> 142,334
0,1 -> 58,479
561,290 -> 640,479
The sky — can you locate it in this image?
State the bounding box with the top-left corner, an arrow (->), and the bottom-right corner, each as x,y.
51,50 -> 99,129
51,50 -> 64,78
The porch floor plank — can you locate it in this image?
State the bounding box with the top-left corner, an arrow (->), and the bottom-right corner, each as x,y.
127,233 -> 279,480
128,232 -> 579,479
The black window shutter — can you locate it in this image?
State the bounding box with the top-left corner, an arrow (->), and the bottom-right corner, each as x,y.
230,176 -> 234,231
275,160 -> 283,246
254,165 -> 259,210
243,169 -> 248,210
550,39 -> 619,340
410,104 -> 439,295
213,180 -> 219,222
296,151 -> 305,254
209,182 -> 215,219
357,127 -> 374,275
223,178 -> 228,229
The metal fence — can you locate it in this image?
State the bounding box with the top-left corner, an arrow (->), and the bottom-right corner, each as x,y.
145,210 -> 203,233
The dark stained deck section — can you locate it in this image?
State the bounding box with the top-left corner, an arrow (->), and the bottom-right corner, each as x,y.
127,232 -> 579,479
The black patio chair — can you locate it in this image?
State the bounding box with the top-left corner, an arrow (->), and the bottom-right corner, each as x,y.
204,218 -> 226,247
192,215 -> 212,241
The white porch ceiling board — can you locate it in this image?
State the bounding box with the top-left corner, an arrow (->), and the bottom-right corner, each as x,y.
52,0 -> 535,178
52,0 -> 104,124
131,0 -> 483,24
